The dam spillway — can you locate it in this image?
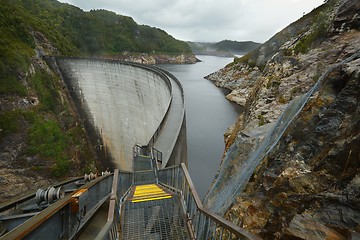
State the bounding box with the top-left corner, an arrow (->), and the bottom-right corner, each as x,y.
55,58 -> 187,171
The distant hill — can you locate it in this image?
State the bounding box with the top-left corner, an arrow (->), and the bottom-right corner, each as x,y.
5,0 -> 192,56
187,40 -> 261,57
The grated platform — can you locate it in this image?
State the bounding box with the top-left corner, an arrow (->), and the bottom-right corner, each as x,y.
121,196 -> 190,239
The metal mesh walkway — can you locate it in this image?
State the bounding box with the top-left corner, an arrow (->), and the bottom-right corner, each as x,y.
121,185 -> 190,239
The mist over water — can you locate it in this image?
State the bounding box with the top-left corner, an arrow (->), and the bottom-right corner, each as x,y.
158,55 -> 242,199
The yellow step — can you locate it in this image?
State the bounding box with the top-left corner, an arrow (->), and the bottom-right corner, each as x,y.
131,184 -> 172,203
132,192 -> 170,200
132,195 -> 172,203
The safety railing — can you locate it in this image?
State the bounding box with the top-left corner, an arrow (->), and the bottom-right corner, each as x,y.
151,147 -> 163,166
1,173 -> 114,240
0,176 -> 83,213
1,169 -> 133,240
133,144 -> 148,157
95,169 -> 133,240
157,163 -> 261,240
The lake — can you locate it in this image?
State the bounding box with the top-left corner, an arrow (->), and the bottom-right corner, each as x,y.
158,55 -> 242,199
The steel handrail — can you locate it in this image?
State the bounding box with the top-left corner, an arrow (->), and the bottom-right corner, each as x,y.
1,173 -> 113,240
95,170 -> 119,240
94,168 -> 134,240
158,163 -> 262,240
0,176 -> 83,213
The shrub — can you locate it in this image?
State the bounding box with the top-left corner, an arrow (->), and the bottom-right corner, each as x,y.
30,71 -> 61,113
278,95 -> 287,104
0,110 -> 21,140
258,114 -> 266,126
294,13 -> 329,54
0,75 -> 27,96
27,116 -> 70,176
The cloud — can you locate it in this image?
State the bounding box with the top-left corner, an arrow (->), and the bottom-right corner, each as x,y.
59,0 -> 324,42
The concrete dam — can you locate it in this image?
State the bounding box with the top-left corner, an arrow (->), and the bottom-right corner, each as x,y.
55,58 -> 187,171
1,58 -> 260,240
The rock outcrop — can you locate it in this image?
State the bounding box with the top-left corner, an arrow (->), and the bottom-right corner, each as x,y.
204,0 -> 360,239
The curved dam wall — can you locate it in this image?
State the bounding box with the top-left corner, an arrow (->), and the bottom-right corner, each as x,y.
54,58 -> 187,171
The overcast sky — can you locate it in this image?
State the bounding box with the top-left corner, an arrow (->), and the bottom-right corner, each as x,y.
58,0 -> 324,43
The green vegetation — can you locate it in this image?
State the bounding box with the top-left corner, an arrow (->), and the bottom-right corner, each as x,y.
266,76 -> 281,91
214,40 -> 260,54
0,110 -> 22,140
188,40 -> 260,57
12,0 -> 191,55
27,115 -> 70,176
257,114 -> 266,126
229,50 -> 260,69
278,95 -> 287,104
227,0 -> 336,69
294,22 -> 328,54
30,71 -> 61,113
293,5 -> 332,55
0,0 -> 192,95
0,4 -> 34,95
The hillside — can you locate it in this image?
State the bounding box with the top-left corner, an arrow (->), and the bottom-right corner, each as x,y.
204,0 -> 360,239
0,0 -> 194,202
10,0 -> 193,56
188,40 -> 260,57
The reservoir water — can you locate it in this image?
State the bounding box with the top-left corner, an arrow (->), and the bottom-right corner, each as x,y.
158,56 -> 242,199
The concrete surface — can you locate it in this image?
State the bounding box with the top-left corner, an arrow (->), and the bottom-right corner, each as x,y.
55,58 -> 187,171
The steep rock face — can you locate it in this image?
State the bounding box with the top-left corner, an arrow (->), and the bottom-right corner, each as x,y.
225,58 -> 360,239
206,0 -> 359,133
205,0 -> 360,239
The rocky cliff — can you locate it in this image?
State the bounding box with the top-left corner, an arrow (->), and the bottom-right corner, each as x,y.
204,0 -> 360,239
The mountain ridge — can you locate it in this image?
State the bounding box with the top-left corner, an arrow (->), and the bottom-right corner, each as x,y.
188,40 -> 260,57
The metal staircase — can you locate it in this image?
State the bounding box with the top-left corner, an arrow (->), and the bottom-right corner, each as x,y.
0,146 -> 261,240
121,147 -> 190,239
